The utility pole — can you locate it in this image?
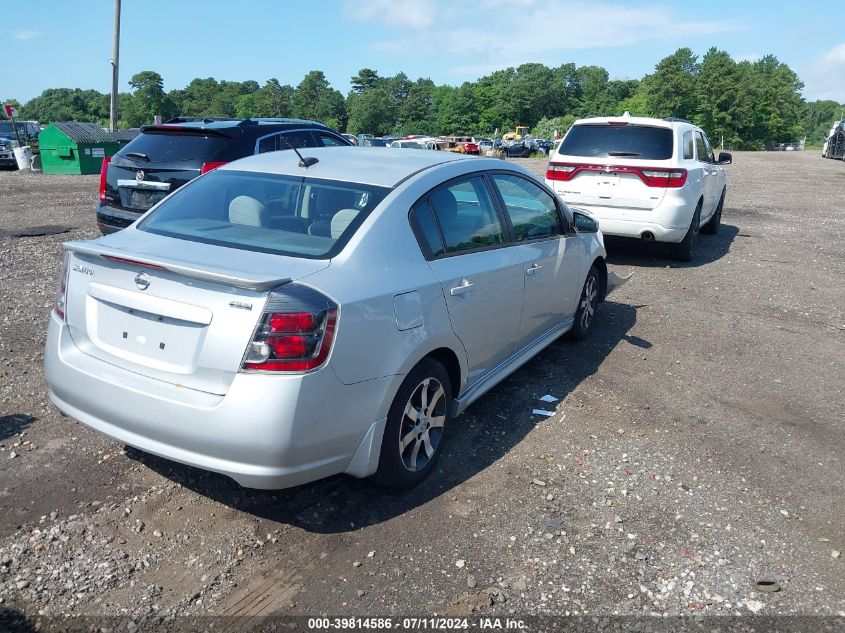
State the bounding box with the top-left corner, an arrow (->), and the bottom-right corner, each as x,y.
109,0 -> 121,131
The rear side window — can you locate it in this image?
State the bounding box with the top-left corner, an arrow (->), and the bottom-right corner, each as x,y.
683,131 -> 694,159
319,133 -> 347,147
426,177 -> 505,254
118,132 -> 229,162
491,174 -> 561,241
138,170 -> 390,259
559,124 -> 674,160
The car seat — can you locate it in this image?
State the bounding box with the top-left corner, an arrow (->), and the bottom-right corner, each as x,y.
228,195 -> 268,227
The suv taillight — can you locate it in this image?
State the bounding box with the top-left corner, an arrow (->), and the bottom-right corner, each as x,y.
546,162 -> 688,188
241,284 -> 338,373
54,254 -> 70,320
98,156 -> 111,201
200,161 -> 227,174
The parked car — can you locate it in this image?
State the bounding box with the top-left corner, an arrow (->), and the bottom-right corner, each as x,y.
0,120 -> 41,154
96,118 -> 350,234
342,133 -> 359,146
0,136 -> 15,168
546,114 -> 731,261
535,139 -> 553,154
503,140 -> 536,157
389,140 -> 428,149
45,147 -> 622,490
476,138 -> 494,152
362,138 -> 390,147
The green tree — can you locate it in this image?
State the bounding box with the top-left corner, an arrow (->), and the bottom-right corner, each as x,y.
803,100 -> 845,145
641,47 -> 699,119
291,71 -> 346,130
346,88 -> 397,135
123,71 -> 175,127
350,68 -> 383,94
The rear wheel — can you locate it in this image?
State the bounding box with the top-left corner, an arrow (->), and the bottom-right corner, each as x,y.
701,190 -> 725,235
670,203 -> 701,262
372,358 -> 452,489
567,265 -> 600,341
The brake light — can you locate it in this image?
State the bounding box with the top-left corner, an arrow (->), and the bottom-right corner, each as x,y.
242,284 -> 338,373
54,254 -> 70,320
101,255 -> 167,270
98,156 -> 111,201
640,169 -> 687,188
545,162 -> 687,187
200,161 -> 226,174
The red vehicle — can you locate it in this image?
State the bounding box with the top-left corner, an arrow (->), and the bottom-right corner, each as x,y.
463,141 -> 480,155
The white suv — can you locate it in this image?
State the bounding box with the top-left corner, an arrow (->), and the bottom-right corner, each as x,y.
545,114 -> 731,261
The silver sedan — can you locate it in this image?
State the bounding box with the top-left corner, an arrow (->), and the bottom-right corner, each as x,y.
45,147 -> 623,489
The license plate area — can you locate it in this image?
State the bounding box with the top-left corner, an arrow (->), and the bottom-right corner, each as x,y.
118,187 -> 167,210
88,297 -> 207,374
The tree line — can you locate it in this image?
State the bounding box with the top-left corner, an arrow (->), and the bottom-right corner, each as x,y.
5,47 -> 843,150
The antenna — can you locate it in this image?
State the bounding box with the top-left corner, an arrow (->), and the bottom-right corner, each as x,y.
277,135 -> 319,168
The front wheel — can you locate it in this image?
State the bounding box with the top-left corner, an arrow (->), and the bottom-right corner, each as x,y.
567,265 -> 600,341
372,359 -> 452,489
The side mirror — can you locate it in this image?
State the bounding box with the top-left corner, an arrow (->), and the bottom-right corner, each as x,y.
717,151 -> 732,165
573,211 -> 598,233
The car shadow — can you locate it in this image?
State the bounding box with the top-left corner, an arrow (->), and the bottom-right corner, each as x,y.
605,223 -> 739,268
0,414 -> 36,443
0,606 -> 36,632
127,300 -> 640,534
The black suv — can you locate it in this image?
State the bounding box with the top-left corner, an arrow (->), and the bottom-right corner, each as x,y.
96,118 -> 350,233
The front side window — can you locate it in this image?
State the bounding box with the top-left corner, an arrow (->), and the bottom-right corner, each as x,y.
694,132 -> 713,163
491,174 -> 562,241
427,177 -> 505,254
319,133 -> 346,147
139,170 -> 390,259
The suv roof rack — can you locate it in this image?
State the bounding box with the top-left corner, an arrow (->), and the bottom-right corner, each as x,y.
165,116 -> 233,124
236,117 -> 322,127
663,117 -> 692,124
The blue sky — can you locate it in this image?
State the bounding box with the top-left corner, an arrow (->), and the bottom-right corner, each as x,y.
2,0 -> 844,103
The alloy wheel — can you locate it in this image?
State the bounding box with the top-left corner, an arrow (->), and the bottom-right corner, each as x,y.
399,377 -> 447,472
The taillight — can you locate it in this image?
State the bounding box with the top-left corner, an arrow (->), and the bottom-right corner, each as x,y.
546,162 -> 687,187
200,161 -> 226,174
54,253 -> 70,320
98,156 -> 111,201
546,163 -> 578,181
640,169 -> 687,188
241,284 -> 338,373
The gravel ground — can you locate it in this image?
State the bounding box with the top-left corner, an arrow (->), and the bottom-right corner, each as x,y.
0,153 -> 843,627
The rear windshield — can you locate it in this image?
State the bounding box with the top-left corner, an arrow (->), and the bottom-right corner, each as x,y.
139,170 -> 391,259
559,124 -> 674,160
117,131 -> 229,162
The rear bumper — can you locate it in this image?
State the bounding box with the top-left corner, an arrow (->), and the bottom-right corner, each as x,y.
96,202 -> 142,234
0,155 -> 16,167
564,193 -> 695,243
44,313 -> 393,489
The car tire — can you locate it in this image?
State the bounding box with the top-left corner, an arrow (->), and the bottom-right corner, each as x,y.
567,265 -> 600,341
701,190 -> 725,235
670,203 -> 701,262
372,358 -> 452,489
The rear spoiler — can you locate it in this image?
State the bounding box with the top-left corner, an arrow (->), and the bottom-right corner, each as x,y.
138,124 -> 233,137
64,241 -> 290,292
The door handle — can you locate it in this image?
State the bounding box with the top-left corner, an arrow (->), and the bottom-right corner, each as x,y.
450,279 -> 474,296
526,263 -> 542,276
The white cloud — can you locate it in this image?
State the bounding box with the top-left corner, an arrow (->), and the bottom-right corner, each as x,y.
343,0 -> 437,28
801,43 -> 845,102
12,30 -> 41,41
733,53 -> 761,63
363,1 -> 741,77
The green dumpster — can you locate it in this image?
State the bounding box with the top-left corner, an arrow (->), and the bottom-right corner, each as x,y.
38,122 -> 132,175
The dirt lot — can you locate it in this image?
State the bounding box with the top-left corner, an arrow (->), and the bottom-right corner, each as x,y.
0,152 -> 843,626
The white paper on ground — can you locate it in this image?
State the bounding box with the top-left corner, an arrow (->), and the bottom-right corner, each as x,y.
532,409 -> 555,417
539,395 -> 559,403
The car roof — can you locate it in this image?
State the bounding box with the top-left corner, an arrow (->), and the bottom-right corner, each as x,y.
572,114 -> 699,131
143,118 -> 332,133
219,146 -> 481,187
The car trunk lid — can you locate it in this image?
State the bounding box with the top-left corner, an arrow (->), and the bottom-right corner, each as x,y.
62,230 -> 329,395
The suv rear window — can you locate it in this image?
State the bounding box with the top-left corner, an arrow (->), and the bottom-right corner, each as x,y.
558,124 -> 674,160
139,170 -> 390,259
117,131 -> 229,162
